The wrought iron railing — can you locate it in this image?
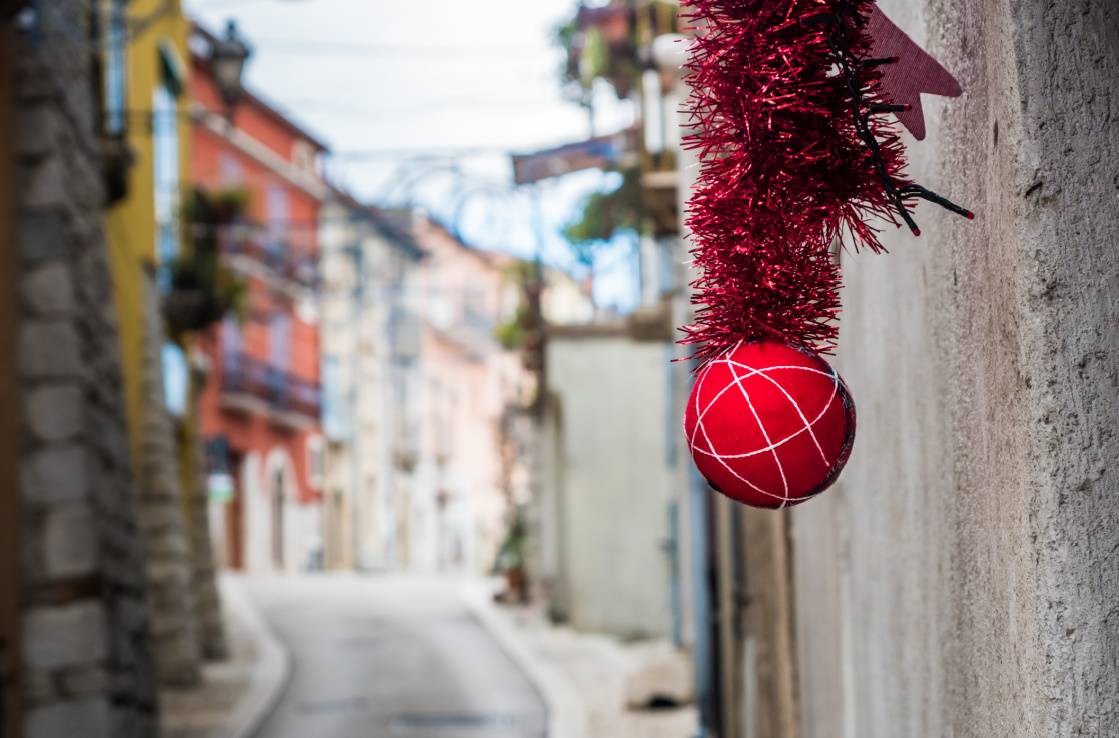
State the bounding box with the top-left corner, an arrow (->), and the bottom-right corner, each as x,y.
220,351 -> 321,419
218,225 -> 318,287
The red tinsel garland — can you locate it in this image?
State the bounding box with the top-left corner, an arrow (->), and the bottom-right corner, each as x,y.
680,0 -> 937,361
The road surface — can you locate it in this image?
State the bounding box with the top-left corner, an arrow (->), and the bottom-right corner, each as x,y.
245,574 -> 547,738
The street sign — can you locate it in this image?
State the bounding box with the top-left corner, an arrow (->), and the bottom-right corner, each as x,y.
511,128 -> 637,185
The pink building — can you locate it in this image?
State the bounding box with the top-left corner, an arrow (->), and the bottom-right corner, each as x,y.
410,218 -> 529,572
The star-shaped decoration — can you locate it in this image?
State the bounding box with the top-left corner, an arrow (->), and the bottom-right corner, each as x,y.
867,7 -> 962,141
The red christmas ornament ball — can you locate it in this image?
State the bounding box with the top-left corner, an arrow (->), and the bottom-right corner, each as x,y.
685,341 -> 856,508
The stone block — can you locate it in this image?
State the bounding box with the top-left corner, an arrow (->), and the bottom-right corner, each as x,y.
18,210 -> 68,265
24,601 -> 109,670
21,443 -> 86,504
19,320 -> 82,379
67,144 -> 105,208
23,261 -> 74,316
19,155 -> 66,210
44,503 -> 97,578
15,103 -> 58,160
60,664 -> 111,698
25,384 -> 83,442
25,698 -> 112,738
22,668 -> 57,706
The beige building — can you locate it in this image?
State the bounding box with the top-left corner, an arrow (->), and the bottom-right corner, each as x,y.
319,194 -> 423,571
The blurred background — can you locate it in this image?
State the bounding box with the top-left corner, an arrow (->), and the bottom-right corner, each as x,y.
2,1 -> 1118,738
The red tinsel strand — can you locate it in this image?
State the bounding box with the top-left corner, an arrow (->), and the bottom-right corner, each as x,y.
679,0 -> 915,363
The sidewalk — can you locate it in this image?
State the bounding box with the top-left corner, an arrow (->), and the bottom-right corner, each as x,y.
464,581 -> 698,738
161,575 -> 290,738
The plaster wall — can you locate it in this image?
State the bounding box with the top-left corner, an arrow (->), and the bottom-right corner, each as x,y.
791,1 -> 1119,736
545,334 -> 676,639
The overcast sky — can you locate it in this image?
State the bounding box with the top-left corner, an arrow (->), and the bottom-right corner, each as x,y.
185,0 -> 640,310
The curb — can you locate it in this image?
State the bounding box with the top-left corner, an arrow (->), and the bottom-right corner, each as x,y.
218,574 -> 292,738
461,580 -> 589,738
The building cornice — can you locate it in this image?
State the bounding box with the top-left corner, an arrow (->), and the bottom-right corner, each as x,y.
192,105 -> 328,201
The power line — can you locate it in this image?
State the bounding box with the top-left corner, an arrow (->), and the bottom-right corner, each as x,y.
328,146 -> 524,161
247,38 -> 547,59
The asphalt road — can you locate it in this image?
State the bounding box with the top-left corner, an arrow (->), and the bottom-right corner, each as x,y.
245,574 -> 547,738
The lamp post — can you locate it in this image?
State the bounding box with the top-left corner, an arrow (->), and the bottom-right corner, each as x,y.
210,20 -> 251,119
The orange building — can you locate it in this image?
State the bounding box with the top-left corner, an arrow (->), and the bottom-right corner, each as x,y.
189,24 -> 327,572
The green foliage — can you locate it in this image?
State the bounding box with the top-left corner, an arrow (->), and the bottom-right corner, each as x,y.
162,187 -> 250,340
495,306 -> 529,350
493,510 -> 528,574
553,4 -> 640,101
563,167 -> 644,261
180,186 -> 250,229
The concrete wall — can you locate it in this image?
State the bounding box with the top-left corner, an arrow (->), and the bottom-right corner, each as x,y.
543,331 -> 676,639
792,1 -> 1119,736
12,4 -> 159,734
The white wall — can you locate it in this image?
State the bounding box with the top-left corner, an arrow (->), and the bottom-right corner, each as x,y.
544,332 -> 676,639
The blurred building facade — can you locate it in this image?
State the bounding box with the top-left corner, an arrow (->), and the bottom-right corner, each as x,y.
189,25 -> 328,574
412,219 -> 530,574
525,0 -> 689,651
103,0 -> 218,687
318,193 -> 424,571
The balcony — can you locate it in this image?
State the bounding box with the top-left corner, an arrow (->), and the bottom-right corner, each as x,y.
219,352 -> 321,428
219,226 -> 318,288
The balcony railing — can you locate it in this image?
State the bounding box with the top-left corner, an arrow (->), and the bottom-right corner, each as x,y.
218,225 -> 318,287
220,351 -> 321,420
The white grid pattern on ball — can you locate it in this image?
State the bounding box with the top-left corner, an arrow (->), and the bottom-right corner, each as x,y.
689,343 -> 840,508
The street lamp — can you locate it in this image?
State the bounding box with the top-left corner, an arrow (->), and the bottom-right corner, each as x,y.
210,20 -> 252,117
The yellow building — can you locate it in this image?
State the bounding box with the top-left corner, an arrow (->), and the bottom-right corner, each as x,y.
103,0 -> 191,450
102,0 -> 219,683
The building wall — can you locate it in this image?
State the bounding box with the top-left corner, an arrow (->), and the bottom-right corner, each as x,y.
104,0 -> 190,460
543,331 -> 675,639
11,4 -> 159,734
190,44 -> 326,573
318,199 -> 423,571
413,220 -> 523,574
101,0 -> 202,687
789,2 -> 1119,737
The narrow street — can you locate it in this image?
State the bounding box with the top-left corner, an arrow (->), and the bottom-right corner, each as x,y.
244,575 -> 547,738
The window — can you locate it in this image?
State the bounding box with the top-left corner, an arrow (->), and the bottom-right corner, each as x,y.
306,435 -> 325,489
102,0 -> 128,135
269,312 -> 291,370
153,82 -> 180,287
222,316 -> 242,364
220,153 -> 244,186
161,343 -> 188,417
322,356 -> 351,441
292,140 -> 316,174
266,183 -> 289,260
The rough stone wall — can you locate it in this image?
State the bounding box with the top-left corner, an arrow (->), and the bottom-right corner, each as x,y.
136,277 -> 201,685
791,1 -> 1119,737
186,363 -> 228,660
13,4 -> 159,735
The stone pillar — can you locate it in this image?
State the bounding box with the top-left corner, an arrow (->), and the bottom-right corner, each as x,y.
186,354 -> 228,661
12,3 -> 159,736
136,278 -> 201,686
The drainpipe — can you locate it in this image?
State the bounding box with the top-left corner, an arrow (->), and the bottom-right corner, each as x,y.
688,459 -> 717,738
